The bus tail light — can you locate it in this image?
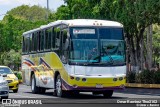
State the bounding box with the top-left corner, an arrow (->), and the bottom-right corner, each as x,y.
119,77 -> 123,81
82,78 -> 86,82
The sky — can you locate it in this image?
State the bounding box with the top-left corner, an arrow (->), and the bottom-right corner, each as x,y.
0,0 -> 64,20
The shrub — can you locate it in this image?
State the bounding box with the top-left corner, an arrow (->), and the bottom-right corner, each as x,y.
153,70 -> 160,84
138,70 -> 154,84
135,73 -> 141,83
126,71 -> 136,83
17,72 -> 22,80
13,71 -> 22,80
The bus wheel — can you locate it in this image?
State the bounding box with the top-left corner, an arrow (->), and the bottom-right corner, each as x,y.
31,74 -> 39,94
103,90 -> 113,98
39,87 -> 46,94
55,75 -> 64,97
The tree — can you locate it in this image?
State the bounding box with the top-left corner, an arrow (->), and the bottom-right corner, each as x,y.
6,5 -> 51,22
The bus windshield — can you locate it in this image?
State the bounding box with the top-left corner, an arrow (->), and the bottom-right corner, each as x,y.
69,27 -> 125,66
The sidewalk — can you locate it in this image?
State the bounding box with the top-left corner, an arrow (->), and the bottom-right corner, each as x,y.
126,83 -> 160,88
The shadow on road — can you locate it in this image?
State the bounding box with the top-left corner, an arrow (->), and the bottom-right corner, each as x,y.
116,88 -> 160,96
23,91 -> 127,99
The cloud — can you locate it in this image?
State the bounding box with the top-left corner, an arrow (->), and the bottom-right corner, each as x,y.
0,0 -> 46,7
0,0 -> 64,20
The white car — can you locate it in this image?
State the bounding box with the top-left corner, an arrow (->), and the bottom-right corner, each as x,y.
0,74 -> 9,99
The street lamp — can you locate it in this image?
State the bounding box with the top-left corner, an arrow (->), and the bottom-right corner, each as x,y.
46,0 -> 49,20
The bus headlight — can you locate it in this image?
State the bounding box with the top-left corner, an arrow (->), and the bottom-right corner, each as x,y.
75,77 -> 80,81
82,78 -> 86,82
113,78 -> 117,81
119,77 -> 123,81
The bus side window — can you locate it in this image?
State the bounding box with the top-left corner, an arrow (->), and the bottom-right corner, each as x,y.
37,31 -> 40,51
44,28 -> 52,50
55,27 -> 61,48
34,32 -> 37,52
52,27 -> 55,49
48,28 -> 52,50
62,29 -> 68,50
32,33 -> 35,52
25,36 -> 29,54
40,30 -> 44,51
22,36 -> 25,53
29,34 -> 32,53
61,29 -> 68,64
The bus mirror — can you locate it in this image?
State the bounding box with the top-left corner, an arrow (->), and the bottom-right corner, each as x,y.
64,39 -> 69,50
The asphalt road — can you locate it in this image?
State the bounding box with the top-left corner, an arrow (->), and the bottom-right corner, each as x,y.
7,84 -> 160,102
1,84 -> 160,107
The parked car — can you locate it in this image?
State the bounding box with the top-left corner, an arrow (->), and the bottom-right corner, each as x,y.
0,66 -> 19,93
0,74 -> 9,99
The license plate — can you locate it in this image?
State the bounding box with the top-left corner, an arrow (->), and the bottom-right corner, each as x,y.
96,84 -> 103,88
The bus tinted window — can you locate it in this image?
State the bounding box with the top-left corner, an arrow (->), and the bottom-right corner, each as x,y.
37,32 -> 40,51
34,32 -> 37,51
70,27 -> 97,39
45,28 -> 52,50
31,33 -> 37,52
22,36 -> 25,53
55,27 -> 61,48
24,35 -> 30,53
52,28 -> 55,49
40,30 -> 44,51
99,28 -> 123,40
29,34 -> 32,52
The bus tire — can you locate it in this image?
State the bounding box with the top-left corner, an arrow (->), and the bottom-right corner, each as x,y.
103,90 -> 113,98
55,75 -> 65,97
39,87 -> 46,94
31,74 -> 39,94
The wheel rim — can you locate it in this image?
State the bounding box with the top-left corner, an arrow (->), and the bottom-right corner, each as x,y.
56,78 -> 61,96
31,77 -> 34,91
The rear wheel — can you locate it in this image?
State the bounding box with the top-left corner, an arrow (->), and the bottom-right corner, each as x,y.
92,91 -> 102,96
31,74 -> 39,94
103,90 -> 113,98
55,75 -> 65,97
39,87 -> 46,94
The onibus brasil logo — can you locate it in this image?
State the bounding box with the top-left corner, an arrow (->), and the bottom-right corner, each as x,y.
1,99 -> 42,107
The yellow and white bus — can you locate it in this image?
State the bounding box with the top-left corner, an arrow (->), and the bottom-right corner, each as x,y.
21,19 -> 126,97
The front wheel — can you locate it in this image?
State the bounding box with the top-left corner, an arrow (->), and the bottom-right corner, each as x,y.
39,87 -> 46,94
31,74 -> 39,94
103,90 -> 113,98
55,75 -> 65,97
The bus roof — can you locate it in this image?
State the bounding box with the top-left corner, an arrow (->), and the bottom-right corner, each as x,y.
23,19 -> 123,35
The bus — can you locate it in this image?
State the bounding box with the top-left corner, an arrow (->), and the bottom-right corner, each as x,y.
21,19 -> 126,98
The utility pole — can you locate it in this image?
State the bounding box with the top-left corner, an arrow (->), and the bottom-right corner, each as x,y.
46,0 -> 49,20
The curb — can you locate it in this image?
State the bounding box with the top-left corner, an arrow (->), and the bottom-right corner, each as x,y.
125,83 -> 160,88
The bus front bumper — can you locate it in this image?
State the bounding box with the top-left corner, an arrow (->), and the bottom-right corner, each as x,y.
61,79 -> 125,91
